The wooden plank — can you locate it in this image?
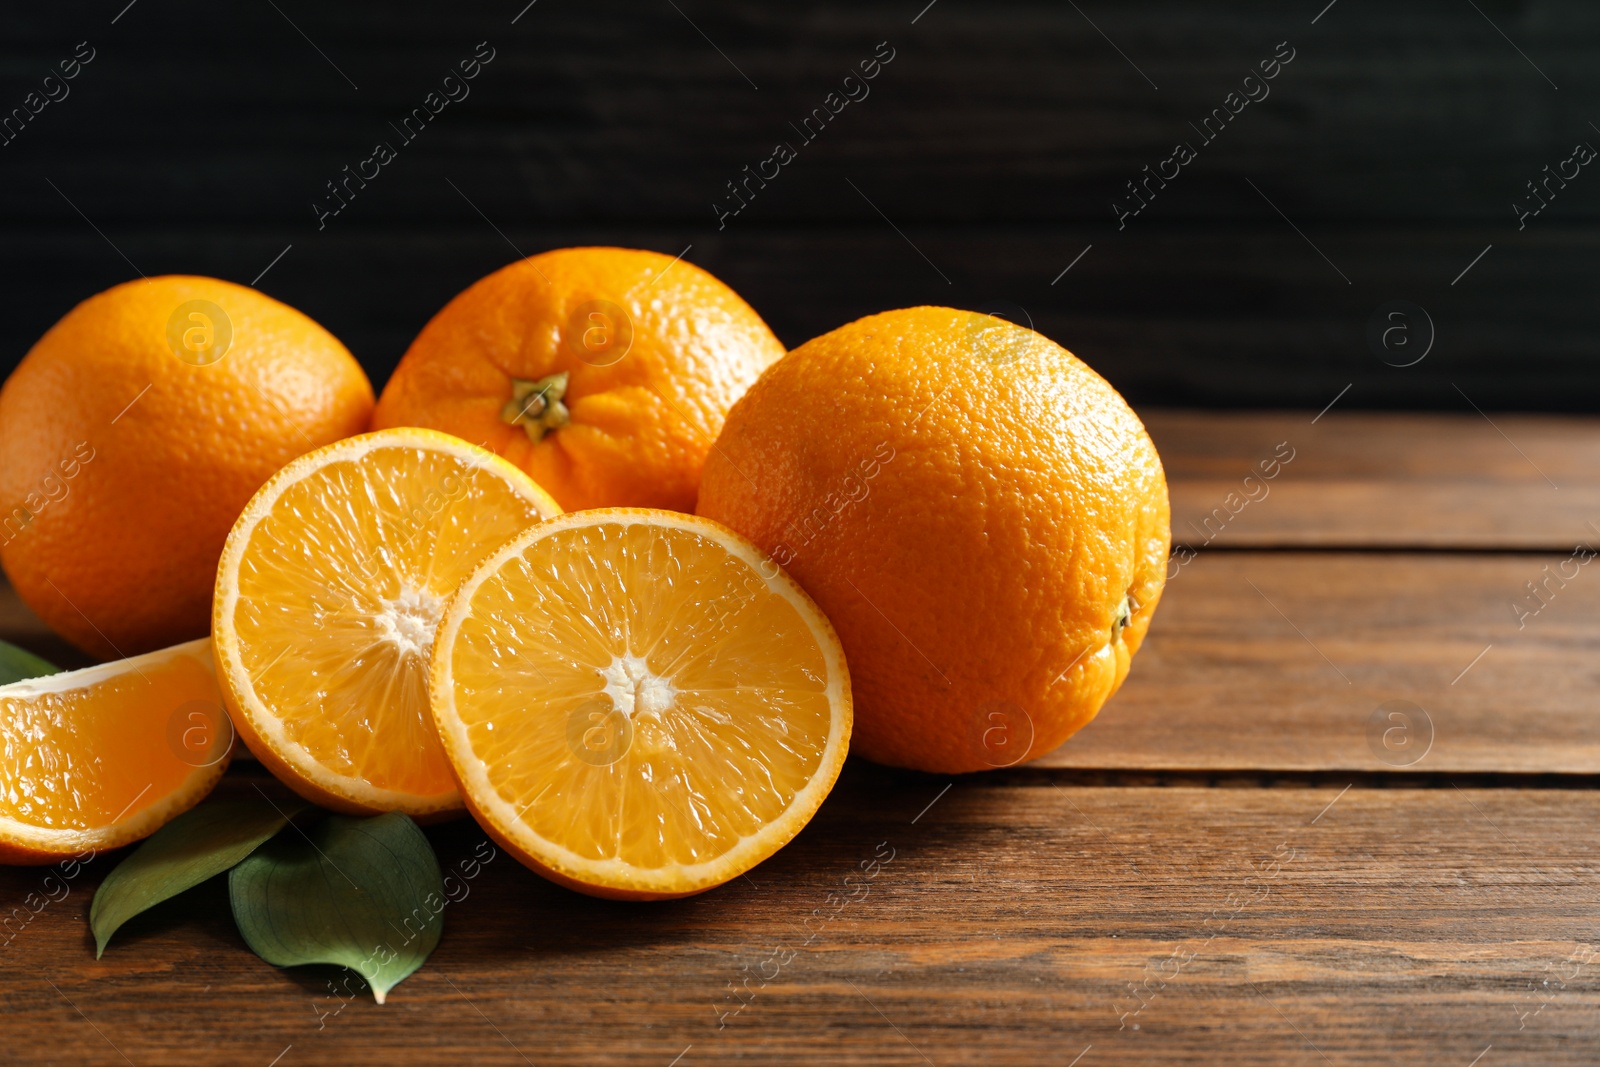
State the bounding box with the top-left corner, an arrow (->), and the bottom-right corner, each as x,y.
1149,411 -> 1600,550
1041,551 -> 1600,773
1,547 -> 1593,776
4,767 -> 1600,1065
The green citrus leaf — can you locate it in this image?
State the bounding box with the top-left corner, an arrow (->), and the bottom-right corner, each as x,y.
0,639 -> 59,686
228,811 -> 444,1004
90,795 -> 303,957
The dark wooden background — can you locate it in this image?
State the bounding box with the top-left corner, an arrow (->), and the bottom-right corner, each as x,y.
3,0 -> 1597,409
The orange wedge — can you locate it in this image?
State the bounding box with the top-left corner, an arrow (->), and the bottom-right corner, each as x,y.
430,509 -> 852,900
0,638 -> 230,864
213,428 -> 561,817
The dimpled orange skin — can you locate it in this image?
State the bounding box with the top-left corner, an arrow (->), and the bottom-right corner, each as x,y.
696,307 -> 1170,774
0,276 -> 374,660
372,247 -> 784,513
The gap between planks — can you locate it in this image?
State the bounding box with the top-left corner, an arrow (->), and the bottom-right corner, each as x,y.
967,766 -> 1600,790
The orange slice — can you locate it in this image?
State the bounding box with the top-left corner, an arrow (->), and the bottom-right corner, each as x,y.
430,509 -> 852,900
0,638 -> 230,864
213,428 -> 561,817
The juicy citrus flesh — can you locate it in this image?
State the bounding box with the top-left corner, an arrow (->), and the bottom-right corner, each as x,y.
0,638 -> 229,862
431,510 -> 851,899
214,429 -> 561,816
372,247 -> 785,513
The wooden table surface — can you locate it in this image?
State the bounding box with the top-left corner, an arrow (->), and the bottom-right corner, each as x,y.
4,410 -> 1597,1067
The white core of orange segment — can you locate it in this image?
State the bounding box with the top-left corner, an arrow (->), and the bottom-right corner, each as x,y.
600,654 -> 677,720
376,584 -> 447,659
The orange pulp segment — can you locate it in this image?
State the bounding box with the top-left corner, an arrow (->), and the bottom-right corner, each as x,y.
213,428 -> 561,817
0,638 -> 230,863
430,509 -> 852,899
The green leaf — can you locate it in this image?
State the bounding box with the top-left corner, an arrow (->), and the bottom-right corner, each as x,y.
90,795 -> 302,957
0,639 -> 59,686
228,811 -> 444,1003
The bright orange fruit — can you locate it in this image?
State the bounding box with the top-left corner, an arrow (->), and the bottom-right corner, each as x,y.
0,276 -> 373,660
372,247 -> 783,513
697,307 -> 1170,773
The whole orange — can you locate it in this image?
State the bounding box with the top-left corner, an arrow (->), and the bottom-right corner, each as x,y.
0,276 -> 373,660
371,247 -> 783,512
696,307 -> 1170,773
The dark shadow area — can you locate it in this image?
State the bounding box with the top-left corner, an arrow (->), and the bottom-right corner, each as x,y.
3,1 -> 1595,409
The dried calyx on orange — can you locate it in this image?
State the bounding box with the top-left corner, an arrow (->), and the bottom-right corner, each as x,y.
212,428 -> 560,818
698,306 -> 1170,774
373,246 -> 784,513
430,510 -> 852,899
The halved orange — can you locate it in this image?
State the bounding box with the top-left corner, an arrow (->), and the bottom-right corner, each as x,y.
430,509 -> 852,900
0,638 -> 230,864
213,428 -> 561,817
